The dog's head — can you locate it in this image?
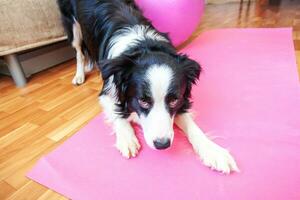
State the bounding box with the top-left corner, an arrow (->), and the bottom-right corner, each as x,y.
100,51 -> 201,150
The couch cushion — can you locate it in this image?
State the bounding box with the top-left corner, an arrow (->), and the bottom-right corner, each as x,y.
0,0 -> 67,56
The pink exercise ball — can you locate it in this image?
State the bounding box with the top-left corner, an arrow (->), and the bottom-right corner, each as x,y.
135,0 -> 205,46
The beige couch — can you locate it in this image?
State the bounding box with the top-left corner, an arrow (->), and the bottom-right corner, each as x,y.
0,0 -> 67,87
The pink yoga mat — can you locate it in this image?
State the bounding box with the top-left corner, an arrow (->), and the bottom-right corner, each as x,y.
28,28 -> 300,200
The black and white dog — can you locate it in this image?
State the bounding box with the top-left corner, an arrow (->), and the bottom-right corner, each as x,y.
57,0 -> 238,173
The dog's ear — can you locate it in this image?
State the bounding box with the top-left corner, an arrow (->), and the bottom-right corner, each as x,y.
99,55 -> 138,117
177,54 -> 201,84
176,54 -> 201,113
99,56 -> 135,81
99,49 -> 142,81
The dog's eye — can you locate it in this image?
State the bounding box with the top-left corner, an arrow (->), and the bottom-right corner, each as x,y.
138,99 -> 151,109
169,99 -> 179,108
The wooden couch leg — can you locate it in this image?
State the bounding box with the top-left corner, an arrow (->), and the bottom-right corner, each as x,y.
4,54 -> 27,87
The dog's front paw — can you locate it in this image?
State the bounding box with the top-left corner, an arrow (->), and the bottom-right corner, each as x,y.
116,132 -> 141,158
72,74 -> 85,85
193,139 -> 239,174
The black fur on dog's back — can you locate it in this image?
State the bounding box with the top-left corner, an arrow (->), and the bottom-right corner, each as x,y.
57,0 -> 160,61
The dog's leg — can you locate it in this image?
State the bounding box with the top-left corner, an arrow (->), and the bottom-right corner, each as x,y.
114,117 -> 141,158
100,94 -> 141,158
71,19 -> 85,85
84,58 -> 94,73
84,52 -> 94,73
175,113 -> 239,174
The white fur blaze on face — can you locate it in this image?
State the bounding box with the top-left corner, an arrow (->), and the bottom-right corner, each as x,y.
140,65 -> 174,149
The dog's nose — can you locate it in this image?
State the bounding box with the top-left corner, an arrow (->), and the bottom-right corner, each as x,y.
153,138 -> 171,150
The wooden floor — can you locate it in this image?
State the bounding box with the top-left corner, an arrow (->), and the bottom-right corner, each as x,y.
1,0 -> 300,199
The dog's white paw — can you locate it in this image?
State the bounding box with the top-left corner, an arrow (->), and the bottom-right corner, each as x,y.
72,74 -> 85,85
193,139 -> 239,174
116,132 -> 141,158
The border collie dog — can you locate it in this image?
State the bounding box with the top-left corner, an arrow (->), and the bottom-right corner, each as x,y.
57,0 -> 238,173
